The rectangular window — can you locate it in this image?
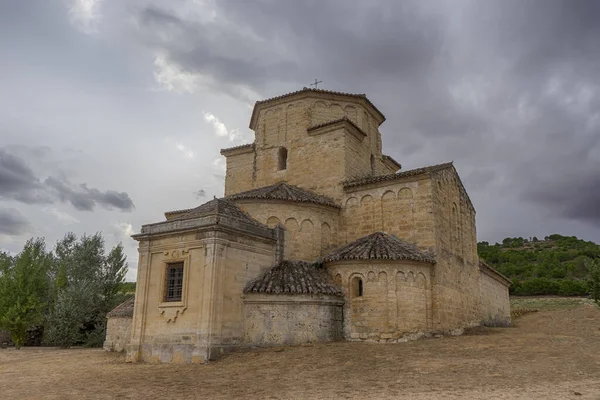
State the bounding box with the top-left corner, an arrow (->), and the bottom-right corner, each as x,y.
164,262 -> 184,302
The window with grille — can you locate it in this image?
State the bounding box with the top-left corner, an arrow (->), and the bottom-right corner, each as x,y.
164,262 -> 184,302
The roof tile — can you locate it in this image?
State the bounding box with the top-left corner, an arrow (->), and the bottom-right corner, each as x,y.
244,260 -> 342,295
227,182 -> 340,208
323,232 -> 436,264
343,162 -> 453,189
174,197 -> 267,227
106,297 -> 135,318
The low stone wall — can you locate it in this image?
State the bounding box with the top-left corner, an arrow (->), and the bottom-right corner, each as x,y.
243,294 -> 344,346
479,270 -> 511,326
103,317 -> 132,352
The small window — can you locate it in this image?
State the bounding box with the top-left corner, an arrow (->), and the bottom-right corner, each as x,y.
164,262 -> 184,302
278,147 -> 288,170
351,276 -> 363,298
370,154 -> 375,173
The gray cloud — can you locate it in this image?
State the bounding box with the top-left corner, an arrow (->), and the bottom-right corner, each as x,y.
194,189 -> 206,199
0,208 -> 30,235
1,0 -> 600,264
0,148 -> 135,212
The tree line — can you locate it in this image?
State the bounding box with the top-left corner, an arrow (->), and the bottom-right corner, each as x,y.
478,234 -> 600,300
0,233 -> 131,348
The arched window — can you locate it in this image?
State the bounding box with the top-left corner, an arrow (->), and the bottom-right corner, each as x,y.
351,276 -> 363,298
370,154 -> 375,173
278,147 -> 288,170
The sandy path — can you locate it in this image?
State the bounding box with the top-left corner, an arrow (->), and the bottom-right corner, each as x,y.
1,303 -> 599,399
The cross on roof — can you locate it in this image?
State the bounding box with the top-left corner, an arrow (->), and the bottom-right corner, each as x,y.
310,78 -> 323,89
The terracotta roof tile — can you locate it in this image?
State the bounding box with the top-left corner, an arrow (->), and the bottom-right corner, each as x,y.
343,162 -> 454,188
323,232 -> 436,264
383,155 -> 402,170
244,260 -> 342,296
174,197 -> 267,227
220,143 -> 255,155
227,182 -> 340,208
106,297 -> 134,318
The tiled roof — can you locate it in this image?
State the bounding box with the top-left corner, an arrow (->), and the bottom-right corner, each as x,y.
343,162 -> 454,188
174,197 -> 267,227
383,155 -> 402,170
250,87 -> 386,129
307,116 -> 367,137
106,297 -> 135,318
323,232 -> 436,264
227,182 -> 340,208
220,143 -> 255,155
479,260 -> 513,286
244,260 -> 342,296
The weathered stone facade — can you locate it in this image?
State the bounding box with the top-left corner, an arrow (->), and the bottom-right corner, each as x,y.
243,294 -> 344,345
108,88 -> 511,363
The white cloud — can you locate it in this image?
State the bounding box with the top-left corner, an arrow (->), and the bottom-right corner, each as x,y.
114,222 -> 134,239
67,0 -> 104,34
212,156 -> 226,172
175,142 -> 194,159
203,112 -> 229,138
45,207 -> 80,225
153,55 -> 201,94
164,137 -> 195,159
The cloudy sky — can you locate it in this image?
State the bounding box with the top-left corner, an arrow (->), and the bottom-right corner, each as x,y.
1,0 -> 599,280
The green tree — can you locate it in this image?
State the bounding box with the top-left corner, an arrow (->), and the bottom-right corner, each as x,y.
44,280 -> 98,347
44,234 -> 128,348
587,258 -> 600,303
0,239 -> 51,348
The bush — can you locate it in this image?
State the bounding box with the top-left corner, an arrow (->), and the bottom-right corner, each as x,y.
557,279 -> 589,296
515,278 -> 560,295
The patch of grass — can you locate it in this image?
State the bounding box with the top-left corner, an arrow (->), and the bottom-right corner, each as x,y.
510,296 -> 593,312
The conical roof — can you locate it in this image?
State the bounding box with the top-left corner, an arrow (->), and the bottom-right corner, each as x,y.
227,182 -> 339,208
244,260 -> 342,296
323,232 -> 435,264
174,197 -> 265,227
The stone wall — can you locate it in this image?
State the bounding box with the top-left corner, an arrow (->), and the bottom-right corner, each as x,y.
430,168 -> 481,331
480,270 -> 511,326
104,317 -> 132,352
340,176 -> 435,249
223,146 -> 255,196
222,93 -> 395,200
233,200 -> 340,260
243,294 -> 344,345
326,260 -> 433,342
127,229 -> 276,363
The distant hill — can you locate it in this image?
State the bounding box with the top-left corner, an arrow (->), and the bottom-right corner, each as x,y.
478,234 -> 600,296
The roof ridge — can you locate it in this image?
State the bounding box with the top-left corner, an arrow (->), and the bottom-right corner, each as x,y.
250,87 -> 386,130
243,260 -> 342,295
227,182 -> 340,208
342,161 -> 454,189
323,232 -> 436,264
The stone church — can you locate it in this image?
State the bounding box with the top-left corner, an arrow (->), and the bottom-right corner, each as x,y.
103,88 -> 511,363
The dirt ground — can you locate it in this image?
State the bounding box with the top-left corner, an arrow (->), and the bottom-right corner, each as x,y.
1,301 -> 599,400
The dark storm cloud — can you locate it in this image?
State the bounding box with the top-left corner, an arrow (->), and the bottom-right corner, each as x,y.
0,148 -> 135,212
0,149 -> 52,204
132,0 -> 600,232
0,208 -> 30,236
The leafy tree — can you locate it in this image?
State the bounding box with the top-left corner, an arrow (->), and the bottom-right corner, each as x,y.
587,258 -> 600,303
0,239 -> 51,348
44,280 -> 98,347
44,234 -> 128,348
